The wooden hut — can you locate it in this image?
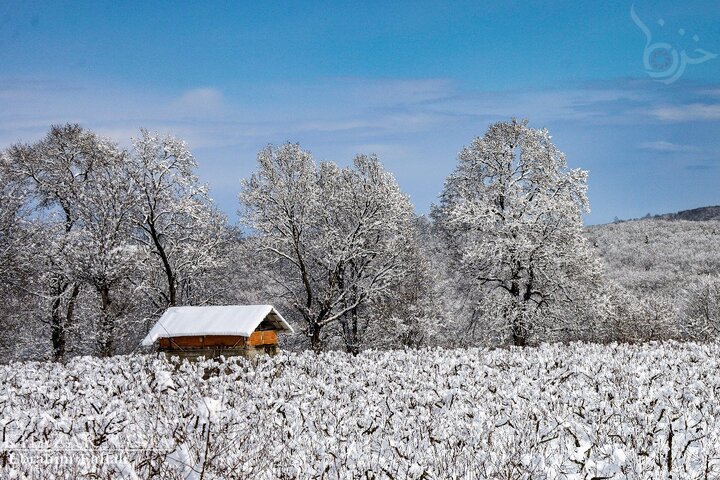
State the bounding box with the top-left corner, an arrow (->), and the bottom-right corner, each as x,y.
142,305 -> 294,359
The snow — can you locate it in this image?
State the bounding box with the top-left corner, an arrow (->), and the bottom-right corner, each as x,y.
196,397 -> 222,427
3,341 -> 720,478
141,305 -> 294,346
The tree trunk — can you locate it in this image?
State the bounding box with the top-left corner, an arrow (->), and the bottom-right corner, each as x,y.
348,307 -> 360,356
64,283 -> 80,352
50,297 -> 66,362
509,279 -> 527,347
146,216 -> 176,307
309,322 -> 322,353
98,286 -> 114,357
50,281 -> 80,362
512,320 -> 527,347
50,208 -> 79,362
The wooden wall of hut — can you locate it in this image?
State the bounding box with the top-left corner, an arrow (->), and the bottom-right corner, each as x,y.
158,331 -> 279,360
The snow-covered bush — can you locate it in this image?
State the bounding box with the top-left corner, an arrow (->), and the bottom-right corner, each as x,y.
2,343 -> 720,478
683,275 -> 720,340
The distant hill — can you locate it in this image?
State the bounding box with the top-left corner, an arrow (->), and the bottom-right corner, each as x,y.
653,205 -> 720,222
586,217 -> 720,298
608,206 -> 720,224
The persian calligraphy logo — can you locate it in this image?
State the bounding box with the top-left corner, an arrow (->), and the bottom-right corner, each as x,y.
631,5 -> 717,84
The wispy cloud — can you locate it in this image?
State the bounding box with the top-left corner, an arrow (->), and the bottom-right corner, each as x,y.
638,140 -> 700,153
650,103 -> 720,121
171,87 -> 225,116
3,74 -> 719,150
334,77 -> 456,107
2,73 -> 719,224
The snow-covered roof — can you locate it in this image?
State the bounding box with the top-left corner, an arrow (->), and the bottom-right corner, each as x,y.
141,305 -> 294,346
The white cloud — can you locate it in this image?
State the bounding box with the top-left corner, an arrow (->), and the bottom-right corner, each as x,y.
638,140 -> 700,153
650,103 -> 720,121
2,74 -> 719,224
334,77 -> 456,107
172,87 -> 224,115
2,74 -> 719,165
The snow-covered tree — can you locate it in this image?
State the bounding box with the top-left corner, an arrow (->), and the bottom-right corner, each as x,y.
584,282 -> 680,343
586,219 -> 720,299
0,159 -> 27,278
1,125 -> 152,358
434,119 -> 602,346
0,156 -> 37,358
2,125 -> 121,360
0,126 -> 235,360
360,219 -> 445,350
586,219 -> 720,341
65,149 -> 145,356
240,144 -> 420,352
128,129 -> 229,310
318,156 -> 422,353
683,275 -> 720,340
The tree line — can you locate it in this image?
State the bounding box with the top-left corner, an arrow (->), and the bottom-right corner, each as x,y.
0,120 -> 717,362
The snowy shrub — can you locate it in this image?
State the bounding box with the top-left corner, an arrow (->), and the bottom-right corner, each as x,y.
683,275 -> 720,340
2,343 -> 720,478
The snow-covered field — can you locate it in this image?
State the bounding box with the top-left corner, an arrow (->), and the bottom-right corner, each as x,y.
2,342 -> 720,479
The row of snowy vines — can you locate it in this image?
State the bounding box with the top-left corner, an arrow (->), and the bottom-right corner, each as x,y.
2,342 -> 720,479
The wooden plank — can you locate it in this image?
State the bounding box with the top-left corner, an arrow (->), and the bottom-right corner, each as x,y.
205,335 -> 246,347
158,331 -> 280,351
159,335 -> 247,349
248,330 -> 277,346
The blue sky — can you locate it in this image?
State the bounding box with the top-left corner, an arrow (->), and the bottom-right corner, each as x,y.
1,1 -> 719,224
